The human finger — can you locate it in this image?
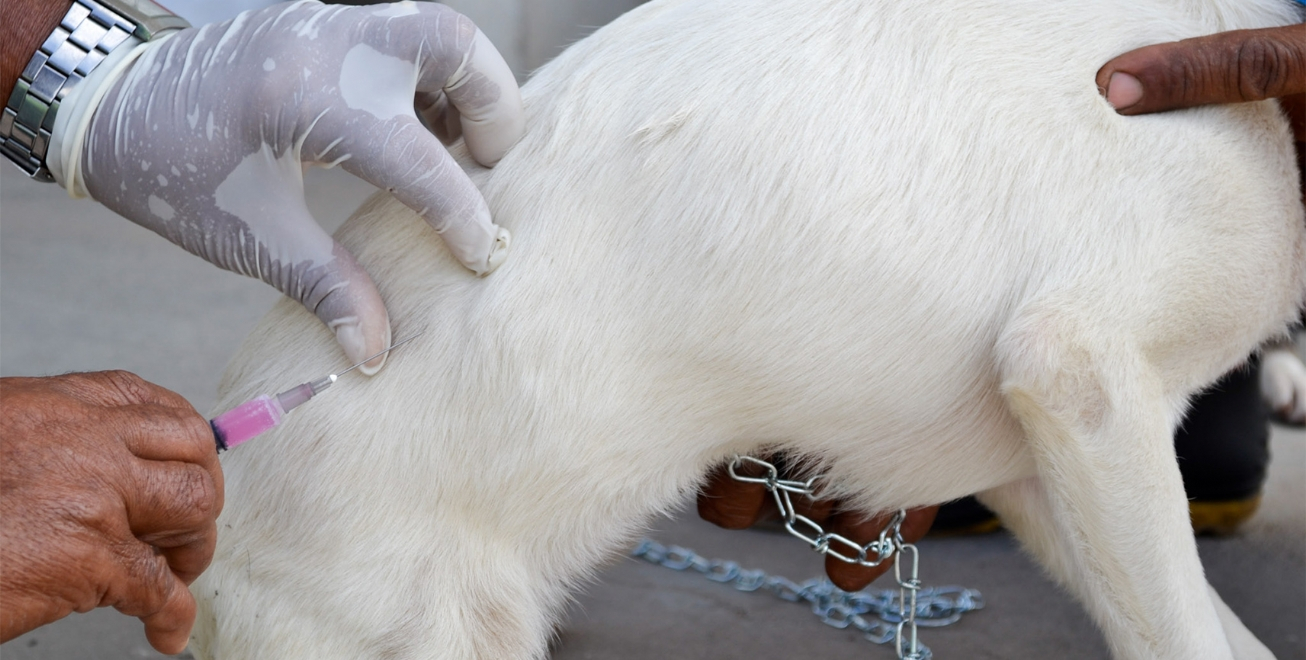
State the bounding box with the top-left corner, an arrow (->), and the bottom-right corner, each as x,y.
823,506 -> 939,592
139,577 -> 196,655
121,459 -> 219,584
697,463 -> 770,529
1097,25 -> 1306,115
210,195 -> 393,374
102,541 -> 195,654
441,28 -> 526,167
416,91 -> 463,146
822,510 -> 898,591
334,115 -> 510,276
116,403 -> 217,466
113,402 -> 223,526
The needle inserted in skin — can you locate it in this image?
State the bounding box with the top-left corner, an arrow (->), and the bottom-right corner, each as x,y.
210,330 -> 426,451
333,331 -> 425,378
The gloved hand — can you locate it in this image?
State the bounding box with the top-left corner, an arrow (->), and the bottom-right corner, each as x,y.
52,0 -> 524,373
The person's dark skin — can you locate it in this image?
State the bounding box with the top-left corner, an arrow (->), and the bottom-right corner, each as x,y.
0,0 -> 72,105
1097,24 -> 1305,185
0,372 -> 222,654
699,22 -> 1305,590
697,458 -> 937,591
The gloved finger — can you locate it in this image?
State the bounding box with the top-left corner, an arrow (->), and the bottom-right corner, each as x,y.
823,506 -> 938,592
350,5 -> 522,166
333,116 -> 508,275
102,541 -> 196,655
309,240 -> 393,374
441,28 -> 525,167
1097,25 -> 1306,115
215,194 -> 392,373
415,91 -> 463,146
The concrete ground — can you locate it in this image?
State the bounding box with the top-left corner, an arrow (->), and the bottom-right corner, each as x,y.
1,167 -> 1303,659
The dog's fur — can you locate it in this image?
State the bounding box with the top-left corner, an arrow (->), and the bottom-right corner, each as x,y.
190,0 -> 1306,657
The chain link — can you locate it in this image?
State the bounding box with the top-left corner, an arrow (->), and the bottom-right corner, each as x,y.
632,539 -> 982,659
631,454 -> 983,659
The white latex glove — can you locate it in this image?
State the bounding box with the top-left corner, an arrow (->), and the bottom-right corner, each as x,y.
1261,347 -> 1306,425
52,0 -> 523,373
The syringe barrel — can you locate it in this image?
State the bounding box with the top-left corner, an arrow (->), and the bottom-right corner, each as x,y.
276,382 -> 317,412
211,394 -> 285,452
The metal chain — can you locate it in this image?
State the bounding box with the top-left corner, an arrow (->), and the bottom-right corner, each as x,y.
633,454 -> 982,659
632,539 -> 982,659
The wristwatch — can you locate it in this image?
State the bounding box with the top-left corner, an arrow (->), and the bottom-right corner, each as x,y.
0,0 -> 189,181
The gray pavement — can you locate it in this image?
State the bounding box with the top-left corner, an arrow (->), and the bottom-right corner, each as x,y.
2,168 -> 1304,659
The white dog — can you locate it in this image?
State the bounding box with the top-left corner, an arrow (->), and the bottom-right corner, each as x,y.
190,0 -> 1306,657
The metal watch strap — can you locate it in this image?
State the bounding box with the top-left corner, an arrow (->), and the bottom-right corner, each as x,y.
1,0 -> 189,181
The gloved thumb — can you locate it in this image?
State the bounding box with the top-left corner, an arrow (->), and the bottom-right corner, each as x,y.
308,240 -> 393,375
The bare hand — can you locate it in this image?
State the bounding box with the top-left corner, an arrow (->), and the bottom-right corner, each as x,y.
697,457 -> 938,592
0,372 -> 223,654
1096,24 -> 1305,118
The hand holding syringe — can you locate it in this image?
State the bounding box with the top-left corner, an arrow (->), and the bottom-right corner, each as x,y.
211,332 -> 423,452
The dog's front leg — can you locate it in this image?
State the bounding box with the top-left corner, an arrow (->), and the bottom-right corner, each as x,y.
991,317 -> 1270,660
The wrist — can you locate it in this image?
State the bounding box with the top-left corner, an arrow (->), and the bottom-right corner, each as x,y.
0,546 -> 74,642
1,0 -> 188,181
0,1 -> 73,104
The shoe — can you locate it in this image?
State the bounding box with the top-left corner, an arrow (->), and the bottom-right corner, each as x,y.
1188,495 -> 1262,537
929,497 -> 1000,536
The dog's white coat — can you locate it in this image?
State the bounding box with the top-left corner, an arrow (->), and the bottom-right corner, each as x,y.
190,0 -> 1306,657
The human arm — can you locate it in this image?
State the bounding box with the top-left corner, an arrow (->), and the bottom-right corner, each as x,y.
0,372 -> 223,654
2,0 -> 525,373
0,1 -> 72,104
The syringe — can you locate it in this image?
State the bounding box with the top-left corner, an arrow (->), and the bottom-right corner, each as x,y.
210,332 -> 423,452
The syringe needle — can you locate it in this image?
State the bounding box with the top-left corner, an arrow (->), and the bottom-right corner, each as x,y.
210,331 -> 425,452
332,332 -> 424,379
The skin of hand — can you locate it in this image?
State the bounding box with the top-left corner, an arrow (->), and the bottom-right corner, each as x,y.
67,1 -> 525,373
1099,25 -> 1306,415
1096,24 -> 1305,190
0,372 -> 223,654
1261,344 -> 1306,424
697,457 -> 938,592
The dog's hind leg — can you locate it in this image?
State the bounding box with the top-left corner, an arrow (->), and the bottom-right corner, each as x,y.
989,311 -> 1271,660
978,477 -> 1274,660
